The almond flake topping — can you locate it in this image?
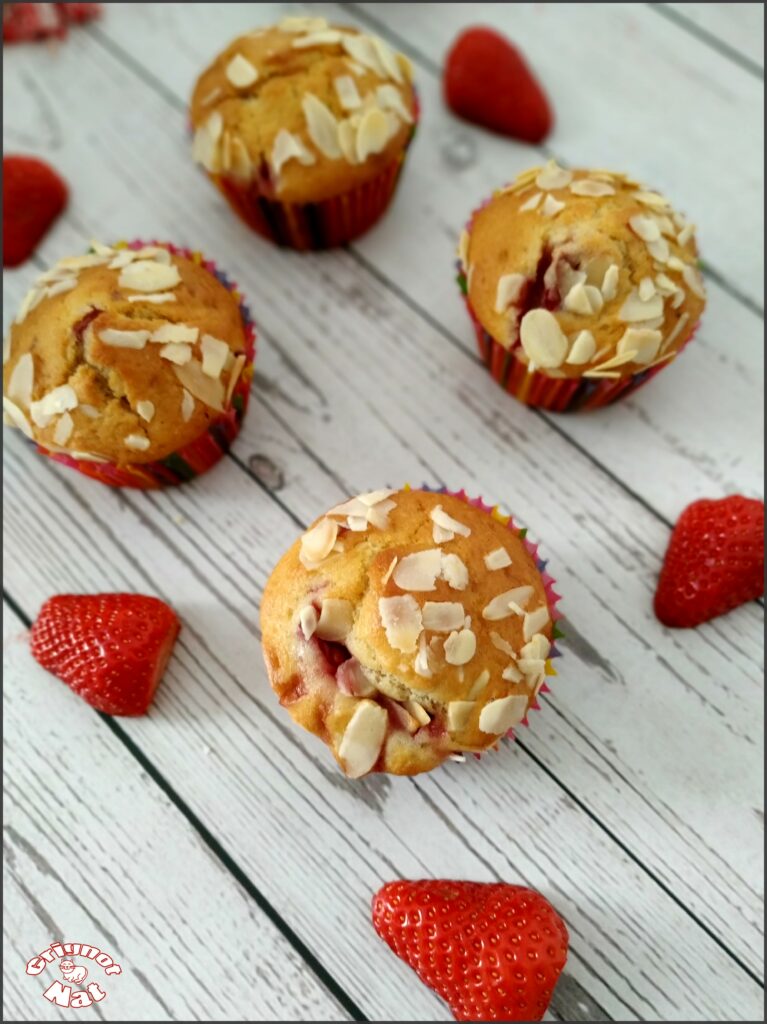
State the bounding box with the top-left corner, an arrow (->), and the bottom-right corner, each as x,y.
46,278 -> 78,298
303,93 -> 342,159
520,309 -> 568,369
30,385 -> 77,427
523,605 -> 550,642
619,289 -> 664,323
521,633 -> 551,661
99,328 -> 150,349
490,631 -> 516,657
617,327 -> 662,364
136,400 -> 155,422
406,700 -> 430,726
301,517 -> 339,567
181,389 -> 195,423
341,32 -> 387,77
677,222 -> 695,246
655,273 -> 678,295
356,107 -> 394,161
381,556 -> 398,585
379,595 -> 422,653
124,433 -> 150,451
681,263 -> 706,299
447,701 -> 475,733
128,292 -> 175,304
570,179 -> 615,196
634,191 -> 669,208
502,662 -> 523,683
3,398 -> 33,438
226,53 -> 259,88
53,412 -> 73,446
479,695 -> 528,735
376,83 -> 413,122
372,35 -> 405,82
430,505 -> 471,542
566,330 -> 597,365
541,194 -> 565,217
495,273 -> 526,314
201,334 -> 229,379
441,553 -> 469,590
414,631 -> 433,678
563,281 -> 602,315
483,585 -> 534,621
172,360 -> 225,411
519,191 -> 542,212
160,343 -> 192,365
80,404 -> 100,419
119,260 -> 181,293
293,29 -> 342,48
647,237 -> 670,263
150,323 -> 198,344
661,312 -> 690,353
467,669 -> 490,700
7,353 -> 34,408
535,161 -> 572,190
639,277 -> 656,301
629,214 -> 661,242
299,605 -> 318,641
271,129 -> 316,176
334,75 -> 362,110
484,547 -> 512,570
444,628 -> 476,666
422,602 -> 465,632
393,549 -> 442,590
601,264 -> 620,300
316,599 -> 354,642
337,119 -> 359,164
589,348 -> 639,373
3,332 -> 11,366
338,700 -> 387,779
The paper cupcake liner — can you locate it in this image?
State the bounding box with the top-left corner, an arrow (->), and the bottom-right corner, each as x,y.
37,240 -> 257,489
421,485 -> 564,753
456,197 -> 700,411
209,103 -> 419,251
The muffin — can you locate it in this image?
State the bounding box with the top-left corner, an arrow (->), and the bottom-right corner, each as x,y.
190,14 -> 417,250
261,487 -> 563,778
458,161 -> 706,412
3,240 -> 256,488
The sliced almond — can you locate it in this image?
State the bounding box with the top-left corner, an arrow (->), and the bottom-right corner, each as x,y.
430,504 -> 471,539
616,327 -> 662,365
316,598 -> 354,642
490,631 -> 516,658
618,289 -> 664,323
381,557 -> 398,586
541,194 -> 565,217
655,273 -> 678,295
634,191 -> 669,208
570,178 -> 615,196
334,75 -> 362,110
292,29 -> 342,48
80,404 -> 101,419
341,32 -> 387,77
7,352 -> 34,408
520,309 -> 568,368
201,334 -> 229,379
181,389 -> 195,423
536,161 -> 572,190
523,605 -> 550,642
566,330 -> 597,365
136,400 -> 155,422
517,657 -> 546,676
483,585 -> 534,621
150,323 -> 198,344
414,631 -> 432,678
303,93 -> 342,159
128,292 -> 175,304
639,277 -> 656,301
502,662 -> 523,683
393,548 -> 442,591
494,273 -> 526,314
99,328 -> 150,349
647,237 -> 670,263
467,669 -> 490,700
422,602 -> 465,632
30,384 -> 77,427
124,433 -> 150,451
681,263 -> 706,299
601,264 -> 620,301
519,191 -> 542,212
45,277 -> 78,298
441,553 -> 469,590
225,354 -> 247,407
444,628 -> 476,666
677,222 -> 695,246
661,312 -> 690,353
160,343 -> 192,365
379,595 -> 422,653
299,605 -> 318,640
301,518 -> 338,565
563,281 -> 596,315
226,53 -> 258,88
521,633 -> 551,661
3,397 -> 33,438
629,214 -> 661,242
356,107 -> 393,162
53,411 -> 73,446
172,359 -> 225,410
119,260 -> 181,293
484,547 -> 512,570
479,695 -> 528,735
229,136 -> 253,180
447,701 -> 475,733
405,700 -> 430,726
372,35 -> 404,82
376,83 -> 413,122
271,129 -> 316,176
338,701 -> 387,779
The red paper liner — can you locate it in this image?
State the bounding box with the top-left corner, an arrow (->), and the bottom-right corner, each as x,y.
208,101 -> 419,251
37,240 -> 257,489
422,485 -> 564,759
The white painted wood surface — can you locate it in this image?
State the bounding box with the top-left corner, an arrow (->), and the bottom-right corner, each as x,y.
3,4 -> 763,1022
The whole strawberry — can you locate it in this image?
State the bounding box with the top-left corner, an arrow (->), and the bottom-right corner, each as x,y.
3,155 -> 68,267
30,594 -> 180,715
372,880 -> 568,1021
444,27 -> 553,144
655,496 -> 764,628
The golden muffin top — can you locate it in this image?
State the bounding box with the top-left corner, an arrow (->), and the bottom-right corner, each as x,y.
190,15 -> 416,203
3,243 -> 249,465
460,162 -> 706,379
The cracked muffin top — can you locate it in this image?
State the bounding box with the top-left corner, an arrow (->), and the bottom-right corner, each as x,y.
459,161 -> 706,381
189,14 -> 416,203
261,488 -> 559,778
3,242 -> 249,465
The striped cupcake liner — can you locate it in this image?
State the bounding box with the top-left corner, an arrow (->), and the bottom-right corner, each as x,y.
38,240 -> 257,489
209,102 -> 419,251
424,485 -> 564,751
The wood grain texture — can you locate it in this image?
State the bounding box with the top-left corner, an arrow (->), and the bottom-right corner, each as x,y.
664,2 -> 765,70
2,603 -> 349,1023
2,4 -> 764,1022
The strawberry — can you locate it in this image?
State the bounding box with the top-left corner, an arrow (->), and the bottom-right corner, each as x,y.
3,155 -> 68,267
372,880 -> 568,1021
444,27 -> 553,144
30,594 -> 180,716
3,3 -> 101,43
655,496 -> 765,628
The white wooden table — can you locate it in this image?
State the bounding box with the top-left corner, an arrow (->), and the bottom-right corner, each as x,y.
3,4 -> 764,1021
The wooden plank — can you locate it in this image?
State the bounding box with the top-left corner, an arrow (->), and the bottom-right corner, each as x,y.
664,3 -> 765,71
2,435 -> 763,1021
1,34 -> 762,984
86,1 -> 765,526
2,602 -> 350,1023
